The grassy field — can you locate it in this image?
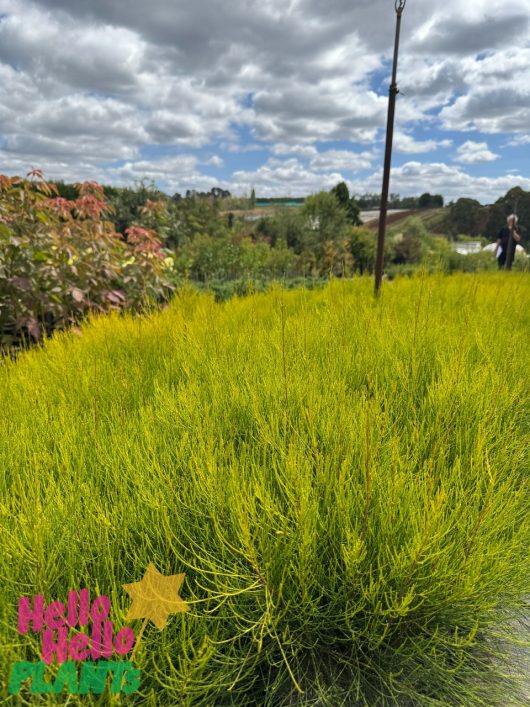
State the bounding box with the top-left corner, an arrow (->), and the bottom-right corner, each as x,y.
1,273 -> 529,705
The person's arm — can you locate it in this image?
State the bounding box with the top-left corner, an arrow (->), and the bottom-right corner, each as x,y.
495,237 -> 502,257
513,227 -> 521,243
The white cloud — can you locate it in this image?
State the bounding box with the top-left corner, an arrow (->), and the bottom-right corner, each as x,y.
309,149 -> 375,172
409,7 -> 530,56
251,84 -> 387,143
505,135 -> 530,146
205,155 -> 224,167
0,4 -> 145,95
271,144 -> 319,158
455,141 -> 499,164
232,158 -> 344,197
394,132 -> 452,154
270,144 -> 376,171
438,49 -> 530,134
106,156 -> 227,195
0,0 -> 528,200
351,161 -> 530,204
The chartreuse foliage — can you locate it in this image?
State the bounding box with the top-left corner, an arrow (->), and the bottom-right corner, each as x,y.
0,274 -> 529,705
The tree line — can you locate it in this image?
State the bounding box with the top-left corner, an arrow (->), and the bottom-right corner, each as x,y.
356,192 -> 444,209
446,188 -> 529,243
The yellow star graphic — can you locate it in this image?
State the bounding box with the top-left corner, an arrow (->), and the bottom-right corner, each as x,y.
123,563 -> 189,631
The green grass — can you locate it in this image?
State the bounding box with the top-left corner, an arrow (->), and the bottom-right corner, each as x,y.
1,273 -> 529,705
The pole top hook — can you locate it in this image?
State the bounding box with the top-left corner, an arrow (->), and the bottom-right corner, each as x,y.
395,0 -> 406,13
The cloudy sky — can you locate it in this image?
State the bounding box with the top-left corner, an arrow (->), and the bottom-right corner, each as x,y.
1,0 -> 529,202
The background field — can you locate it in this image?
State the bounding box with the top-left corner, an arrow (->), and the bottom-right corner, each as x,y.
1,273 -> 529,705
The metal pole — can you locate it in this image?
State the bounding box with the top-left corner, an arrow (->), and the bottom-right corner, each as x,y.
374,0 -> 407,296
505,198 -> 518,271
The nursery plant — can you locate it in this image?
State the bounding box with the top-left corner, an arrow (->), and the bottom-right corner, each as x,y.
0,273 -> 528,705
0,171 -> 173,348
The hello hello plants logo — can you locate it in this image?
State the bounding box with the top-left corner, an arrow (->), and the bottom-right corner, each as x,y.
9,563 -> 189,696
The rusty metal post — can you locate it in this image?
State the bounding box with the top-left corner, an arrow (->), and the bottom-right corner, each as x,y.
374,0 -> 407,295
505,199 -> 518,271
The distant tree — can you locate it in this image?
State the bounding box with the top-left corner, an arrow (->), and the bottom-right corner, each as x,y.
169,195 -> 226,247
250,188 -> 256,208
484,186 -> 529,245
105,181 -> 166,236
330,181 -> 361,225
302,192 -> 350,273
418,193 -> 431,209
448,198 -> 482,237
256,209 -> 305,251
331,182 -> 350,207
356,193 -> 381,209
483,203 -> 508,241
392,233 -> 423,264
349,228 -> 377,274
210,187 -> 231,200
356,193 -> 442,211
419,192 -> 444,208
391,218 -> 427,264
399,196 -> 420,209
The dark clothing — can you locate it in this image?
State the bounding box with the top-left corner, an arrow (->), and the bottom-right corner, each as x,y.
496,226 -> 520,269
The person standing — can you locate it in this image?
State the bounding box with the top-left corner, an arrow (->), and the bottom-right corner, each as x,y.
496,214 -> 521,269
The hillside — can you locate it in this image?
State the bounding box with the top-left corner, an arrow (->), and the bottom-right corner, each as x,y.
362,208 -> 449,233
